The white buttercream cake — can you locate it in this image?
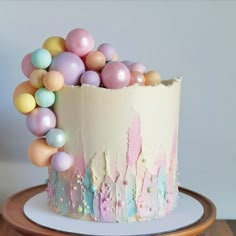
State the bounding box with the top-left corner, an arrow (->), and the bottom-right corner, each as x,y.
13,28 -> 181,223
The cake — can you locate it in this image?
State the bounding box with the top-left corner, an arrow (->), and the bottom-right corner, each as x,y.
13,28 -> 181,223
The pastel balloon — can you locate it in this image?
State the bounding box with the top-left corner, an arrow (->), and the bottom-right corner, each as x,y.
128,62 -> 146,73
80,71 -> 101,87
13,81 -> 37,101
97,43 -> 116,61
42,36 -> 66,57
49,52 -> 85,85
43,70 -> 64,91
46,128 -> 66,148
14,93 -> 36,114
65,28 -> 94,57
51,151 -> 72,171
28,138 -> 58,167
101,62 -> 130,89
112,54 -> 119,61
34,88 -> 55,107
121,60 -> 132,66
129,71 -> 145,86
85,51 -> 106,71
29,69 -> 47,88
31,48 -> 52,69
21,53 -> 36,78
144,71 -> 161,86
26,107 -> 56,137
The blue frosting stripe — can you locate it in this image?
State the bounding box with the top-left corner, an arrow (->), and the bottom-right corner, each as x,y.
157,167 -> 167,208
125,169 -> 137,217
53,171 -> 68,214
82,168 -> 94,215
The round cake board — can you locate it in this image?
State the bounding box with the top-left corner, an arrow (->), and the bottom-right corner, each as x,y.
24,192 -> 203,236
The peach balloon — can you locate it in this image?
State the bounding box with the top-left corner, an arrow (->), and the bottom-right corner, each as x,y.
85,51 -> 106,71
13,81 -> 37,102
28,138 -> 58,167
129,71 -> 145,86
29,69 -> 47,88
144,71 -> 161,86
43,71 -> 64,91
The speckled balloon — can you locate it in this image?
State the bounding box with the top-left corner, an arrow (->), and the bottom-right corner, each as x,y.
46,128 -> 66,148
65,28 -> 94,57
51,151 -> 72,171
26,107 -> 56,137
101,62 -> 130,89
49,52 -> 85,85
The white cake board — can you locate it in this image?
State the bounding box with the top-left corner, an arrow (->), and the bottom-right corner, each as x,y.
24,192 -> 203,236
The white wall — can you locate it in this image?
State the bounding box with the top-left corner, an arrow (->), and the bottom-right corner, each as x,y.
0,0 -> 235,219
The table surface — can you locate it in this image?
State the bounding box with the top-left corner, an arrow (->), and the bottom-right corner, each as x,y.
2,185 -> 216,236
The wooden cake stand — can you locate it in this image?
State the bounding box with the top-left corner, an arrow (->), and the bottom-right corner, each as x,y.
2,185 -> 216,236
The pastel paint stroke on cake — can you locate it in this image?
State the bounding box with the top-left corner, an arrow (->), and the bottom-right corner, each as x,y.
126,114 -> 141,167
100,176 -> 116,222
47,80 -> 181,222
82,168 -> 94,215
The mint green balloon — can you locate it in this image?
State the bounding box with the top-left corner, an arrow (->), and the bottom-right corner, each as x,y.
31,48 -> 52,69
35,88 -> 55,107
46,128 -> 66,148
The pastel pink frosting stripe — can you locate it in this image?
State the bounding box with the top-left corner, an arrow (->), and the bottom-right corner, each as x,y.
100,176 -> 116,222
126,115 -> 141,166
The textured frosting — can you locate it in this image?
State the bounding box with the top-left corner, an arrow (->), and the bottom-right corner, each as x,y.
47,79 -> 181,222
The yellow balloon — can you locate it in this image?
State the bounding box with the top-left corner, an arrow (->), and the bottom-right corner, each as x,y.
14,93 -> 36,114
144,71 -> 161,86
42,36 -> 66,57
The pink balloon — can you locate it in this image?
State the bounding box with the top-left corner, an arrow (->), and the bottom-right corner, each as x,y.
129,71 -> 145,86
101,62 -> 130,89
65,28 -> 94,57
49,52 -> 85,85
128,62 -> 146,73
21,53 -> 36,78
26,107 -> 56,137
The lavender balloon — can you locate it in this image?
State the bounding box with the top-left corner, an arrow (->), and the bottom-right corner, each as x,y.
49,52 -> 85,85
80,71 -> 101,87
128,62 -> 146,73
121,60 -> 132,67
26,107 -> 56,137
51,151 -> 72,172
101,62 -> 130,89
97,43 -> 116,61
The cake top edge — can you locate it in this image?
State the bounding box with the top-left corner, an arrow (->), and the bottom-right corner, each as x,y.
60,77 -> 181,92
